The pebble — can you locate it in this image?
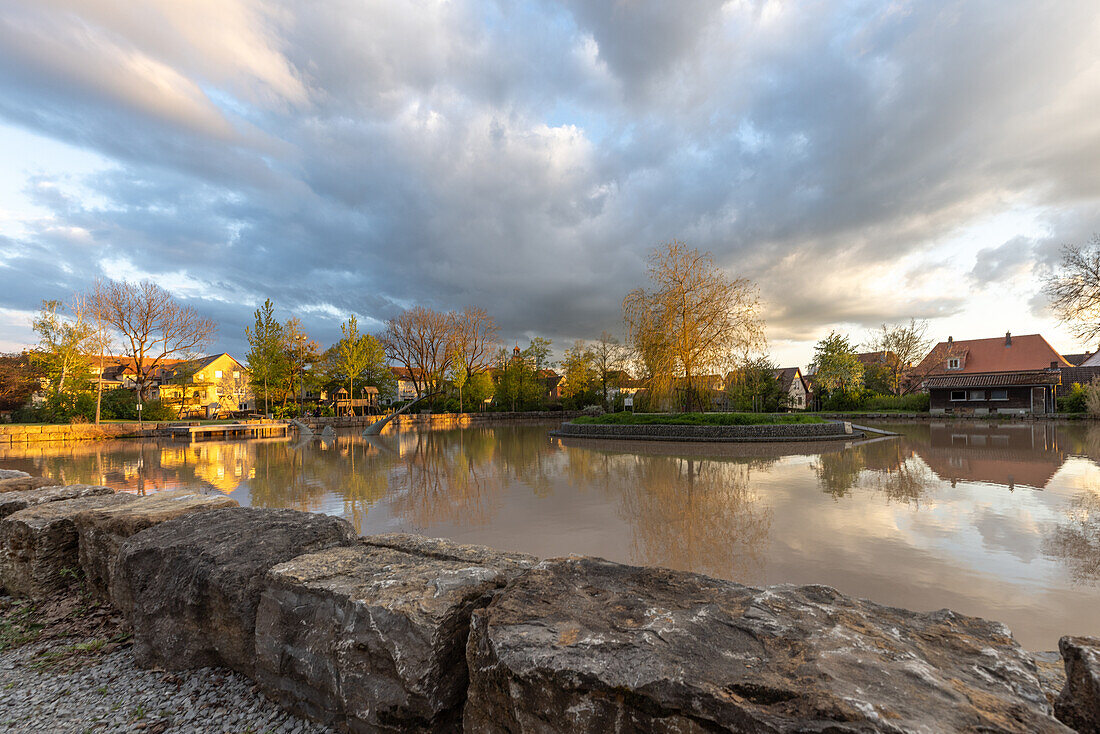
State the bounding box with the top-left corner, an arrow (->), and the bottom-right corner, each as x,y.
0,637 -> 334,734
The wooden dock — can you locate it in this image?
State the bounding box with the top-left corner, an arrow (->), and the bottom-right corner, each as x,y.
169,423 -> 289,441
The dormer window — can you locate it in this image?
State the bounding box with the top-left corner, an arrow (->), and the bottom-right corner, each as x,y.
947,358 -> 961,370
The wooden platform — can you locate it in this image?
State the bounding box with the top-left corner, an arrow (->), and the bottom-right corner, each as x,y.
169,423 -> 289,441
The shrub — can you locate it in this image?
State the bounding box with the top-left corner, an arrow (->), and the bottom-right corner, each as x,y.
1059,383 -> 1089,413
862,393 -> 930,412
581,404 -> 605,416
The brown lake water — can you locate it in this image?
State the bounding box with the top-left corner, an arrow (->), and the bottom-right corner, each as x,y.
2,420 -> 1098,650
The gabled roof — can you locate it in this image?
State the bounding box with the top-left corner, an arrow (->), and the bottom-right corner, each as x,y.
1062,353 -> 1093,366
915,333 -> 1071,376
772,367 -> 805,393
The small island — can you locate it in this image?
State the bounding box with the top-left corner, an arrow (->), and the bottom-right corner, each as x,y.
552,412 -> 861,442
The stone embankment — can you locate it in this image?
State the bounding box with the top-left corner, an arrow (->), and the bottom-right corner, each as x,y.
303,409 -> 583,431
0,465 -> 1097,732
0,419 -> 282,445
553,419 -> 859,442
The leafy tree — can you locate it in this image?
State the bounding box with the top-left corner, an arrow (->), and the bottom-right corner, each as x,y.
811,331 -> 865,408
282,318 -> 321,410
464,371 -> 495,408
862,362 -> 895,395
623,241 -> 765,411
31,299 -> 91,398
245,299 -> 287,414
561,340 -> 598,408
493,346 -> 544,411
0,352 -> 42,412
727,356 -> 787,412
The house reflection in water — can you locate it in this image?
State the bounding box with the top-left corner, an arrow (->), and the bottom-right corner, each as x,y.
914,422 -> 1067,491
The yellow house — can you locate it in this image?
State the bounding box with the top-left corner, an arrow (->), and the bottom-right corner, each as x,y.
154,353 -> 252,419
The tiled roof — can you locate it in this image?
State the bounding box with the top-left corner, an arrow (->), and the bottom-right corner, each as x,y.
924,371 -> 1061,388
915,333 -> 1071,375
1062,353 -> 1093,366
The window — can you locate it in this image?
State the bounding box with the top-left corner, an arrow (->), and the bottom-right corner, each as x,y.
969,390 -> 985,401
214,370 -> 223,379
233,371 -> 240,379
947,358 -> 961,370
194,372 -> 202,381
950,390 -> 966,401
990,389 -> 1008,401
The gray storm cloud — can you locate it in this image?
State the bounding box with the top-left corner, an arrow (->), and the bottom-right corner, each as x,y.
0,0 -> 1099,357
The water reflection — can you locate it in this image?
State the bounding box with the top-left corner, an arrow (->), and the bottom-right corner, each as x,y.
4,421 -> 1100,648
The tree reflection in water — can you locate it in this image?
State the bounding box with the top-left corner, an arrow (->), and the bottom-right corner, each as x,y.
565,446 -> 773,583
813,439 -> 932,505
1043,490 -> 1100,585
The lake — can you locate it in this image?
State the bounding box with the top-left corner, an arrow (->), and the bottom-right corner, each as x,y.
2,420 -> 1097,650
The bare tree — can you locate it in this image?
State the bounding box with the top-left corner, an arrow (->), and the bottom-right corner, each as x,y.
450,306 -> 500,412
591,331 -> 627,409
1045,236 -> 1100,343
863,319 -> 933,395
623,242 -> 765,411
90,279 -> 216,401
383,306 -> 456,398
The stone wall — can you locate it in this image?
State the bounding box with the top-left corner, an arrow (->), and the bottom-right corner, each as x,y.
0,465 -> 1096,732
552,419 -> 855,442
0,419 -> 282,445
303,410 -> 583,431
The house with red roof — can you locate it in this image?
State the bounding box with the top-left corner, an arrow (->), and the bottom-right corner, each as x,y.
913,332 -> 1067,416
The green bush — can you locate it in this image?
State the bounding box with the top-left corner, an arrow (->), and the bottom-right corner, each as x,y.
1059,383 -> 1089,413
862,393 -> 930,412
573,411 -> 825,426
137,399 -> 175,422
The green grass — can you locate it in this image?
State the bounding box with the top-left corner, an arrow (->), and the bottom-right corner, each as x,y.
573,412 -> 827,426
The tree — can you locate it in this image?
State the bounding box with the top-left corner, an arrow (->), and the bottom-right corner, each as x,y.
811,331 -> 864,405
383,306 -> 455,399
591,331 -> 627,409
727,356 -> 787,413
90,279 -> 216,400
623,241 -> 765,411
245,299 -> 286,415
0,353 -> 41,412
561,340 -> 597,407
79,293 -> 114,425
493,346 -> 544,411
31,299 -> 91,398
283,318 -> 320,410
1045,236 -> 1100,342
450,306 -> 500,412
332,316 -> 373,415
863,319 -> 933,395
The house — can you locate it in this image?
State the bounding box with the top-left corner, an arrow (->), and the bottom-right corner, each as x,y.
914,332 -> 1068,415
389,367 -> 428,403
154,354 -> 252,418
773,367 -> 811,410
1062,352 -> 1094,366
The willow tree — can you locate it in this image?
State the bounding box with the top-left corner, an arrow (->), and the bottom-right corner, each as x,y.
623,242 -> 765,411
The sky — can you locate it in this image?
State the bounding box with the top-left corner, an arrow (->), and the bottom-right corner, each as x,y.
1,0 -> 1099,370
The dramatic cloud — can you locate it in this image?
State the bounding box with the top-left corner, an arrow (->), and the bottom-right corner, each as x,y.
1,0 -> 1099,363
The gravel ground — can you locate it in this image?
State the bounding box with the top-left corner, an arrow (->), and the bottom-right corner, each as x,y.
0,636 -> 334,734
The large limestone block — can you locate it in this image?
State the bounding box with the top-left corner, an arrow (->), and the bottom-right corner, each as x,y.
255,536 -> 535,732
0,476 -> 61,493
115,507 -> 356,675
0,493 -> 138,599
0,470 -> 30,480
1056,636 -> 1100,732
0,484 -> 114,520
465,556 -> 1069,734
365,533 -> 537,567
74,490 -> 239,606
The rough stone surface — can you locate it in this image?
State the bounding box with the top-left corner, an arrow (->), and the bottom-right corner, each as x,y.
0,470 -> 29,480
0,476 -> 61,493
0,494 -> 138,599
0,484 -> 114,520
365,532 -> 538,567
1056,636 -> 1100,733
256,537 -> 535,732
74,490 -> 239,606
115,507 -> 356,676
465,556 -> 1069,733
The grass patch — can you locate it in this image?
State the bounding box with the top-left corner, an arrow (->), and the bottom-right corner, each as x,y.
573,412 -> 827,426
0,601 -> 45,652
